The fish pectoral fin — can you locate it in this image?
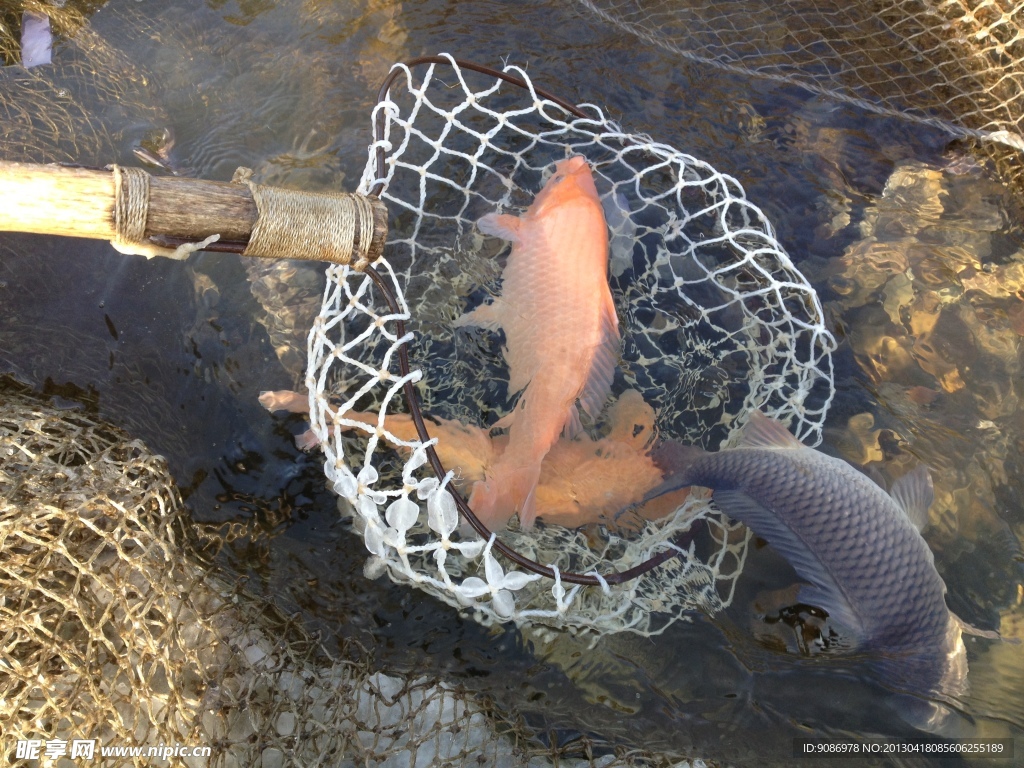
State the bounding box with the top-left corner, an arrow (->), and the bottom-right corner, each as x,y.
477,212 -> 522,242
492,414 -> 512,431
735,411 -> 805,450
889,465 -> 934,532
452,298 -> 506,332
712,489 -> 867,642
493,410 -> 516,431
518,482 -> 540,530
856,463 -> 888,490
952,612 -> 1013,643
492,392 -> 527,432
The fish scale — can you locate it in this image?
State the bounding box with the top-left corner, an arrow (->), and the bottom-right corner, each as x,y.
498,210 -> 608,394
455,156 -> 620,530
648,412 -> 969,698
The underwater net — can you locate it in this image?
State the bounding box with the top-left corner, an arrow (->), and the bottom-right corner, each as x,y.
0,378 -> 720,767
305,55 -> 837,635
573,0 -> 1024,195
0,1 -> 162,166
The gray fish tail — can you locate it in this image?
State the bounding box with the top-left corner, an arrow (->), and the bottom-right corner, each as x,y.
642,439 -> 707,503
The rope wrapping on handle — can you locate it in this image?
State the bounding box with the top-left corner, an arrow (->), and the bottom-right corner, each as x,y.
105,164 -> 383,264
234,167 -> 379,270
108,164 -> 220,259
110,164 -> 150,248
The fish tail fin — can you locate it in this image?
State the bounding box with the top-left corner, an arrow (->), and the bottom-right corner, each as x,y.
466,477 -> 508,531
466,463 -> 542,531
491,465 -> 545,528
259,389 -> 309,414
452,298 -> 505,331
295,428 -> 323,452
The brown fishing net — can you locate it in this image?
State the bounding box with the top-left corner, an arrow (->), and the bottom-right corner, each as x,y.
0,379 -> 716,766
0,1 -> 162,165
574,0 -> 1024,199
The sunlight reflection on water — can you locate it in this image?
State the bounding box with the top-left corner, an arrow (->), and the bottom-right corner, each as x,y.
0,0 -> 1022,764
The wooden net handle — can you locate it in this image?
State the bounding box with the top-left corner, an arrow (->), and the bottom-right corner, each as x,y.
0,161 -> 387,268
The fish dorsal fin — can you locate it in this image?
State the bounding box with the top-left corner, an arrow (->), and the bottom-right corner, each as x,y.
562,403 -> 583,440
451,213 -> 524,334
712,489 -> 866,641
577,301 -> 621,421
735,411 -> 805,450
602,190 -> 637,278
889,465 -> 934,531
477,212 -> 522,242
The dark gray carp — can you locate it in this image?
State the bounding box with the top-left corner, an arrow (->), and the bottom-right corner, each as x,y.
647,411 -> 987,702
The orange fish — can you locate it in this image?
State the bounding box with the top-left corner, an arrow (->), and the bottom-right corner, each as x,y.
454,155 -> 621,530
259,389 -> 688,528
258,389 -> 500,473
529,389 -> 690,528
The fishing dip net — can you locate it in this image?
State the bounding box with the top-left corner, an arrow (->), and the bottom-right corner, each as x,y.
304,55 -> 837,637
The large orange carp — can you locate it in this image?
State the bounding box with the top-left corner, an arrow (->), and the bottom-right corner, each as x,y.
456,156 -> 620,530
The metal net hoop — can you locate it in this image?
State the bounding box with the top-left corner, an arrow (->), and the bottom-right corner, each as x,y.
305,54 -> 837,635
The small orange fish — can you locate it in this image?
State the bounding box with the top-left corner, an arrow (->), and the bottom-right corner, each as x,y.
530,389 -> 690,527
455,156 -> 621,530
260,389 -> 688,528
259,389 -> 499,475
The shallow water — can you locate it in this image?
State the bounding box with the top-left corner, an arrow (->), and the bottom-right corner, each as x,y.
1,0 -> 1023,765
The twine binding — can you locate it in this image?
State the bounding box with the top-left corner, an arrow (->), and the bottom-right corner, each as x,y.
110,164 -> 150,249
108,164 -> 220,260
234,167 -> 378,270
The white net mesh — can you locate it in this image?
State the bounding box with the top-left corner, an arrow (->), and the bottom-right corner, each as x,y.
305,55 -> 836,634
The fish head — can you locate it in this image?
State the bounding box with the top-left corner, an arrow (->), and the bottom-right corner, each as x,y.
531,155 -> 601,217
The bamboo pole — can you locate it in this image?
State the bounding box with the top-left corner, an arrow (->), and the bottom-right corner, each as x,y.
0,161 -> 388,267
